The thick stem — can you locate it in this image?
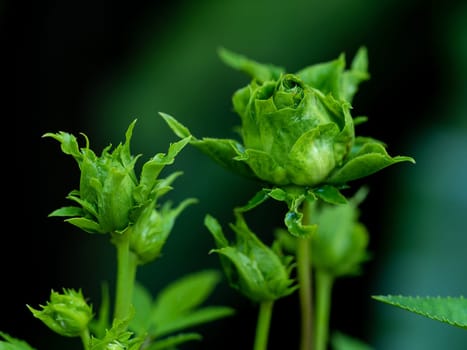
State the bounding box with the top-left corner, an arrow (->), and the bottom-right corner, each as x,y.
253,300 -> 274,350
297,199 -> 313,350
113,230 -> 138,322
314,269 -> 334,350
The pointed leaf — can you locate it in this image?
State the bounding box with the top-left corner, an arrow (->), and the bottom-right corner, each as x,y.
48,206 -> 84,217
234,189 -> 271,213
193,138 -> 257,179
159,112 -> 192,139
314,185 -> 347,205
204,214 -> 229,248
218,47 -> 284,82
372,295 -> 467,329
64,217 -> 102,234
328,142 -> 415,184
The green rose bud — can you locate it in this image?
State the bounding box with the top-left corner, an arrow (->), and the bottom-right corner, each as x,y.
27,289 -> 93,337
43,121 -> 140,234
160,48 -> 414,189
43,119 -> 192,235
204,212 -> 297,302
231,73 -> 354,186
129,195 -> 197,265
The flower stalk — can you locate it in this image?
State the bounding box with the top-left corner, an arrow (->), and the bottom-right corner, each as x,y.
314,269 -> 334,350
297,199 -> 314,350
112,229 -> 138,322
253,300 -> 274,350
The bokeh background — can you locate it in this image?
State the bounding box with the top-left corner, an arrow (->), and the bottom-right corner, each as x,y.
7,0 -> 467,349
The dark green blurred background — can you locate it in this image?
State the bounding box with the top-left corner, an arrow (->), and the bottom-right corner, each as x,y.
7,0 -> 467,349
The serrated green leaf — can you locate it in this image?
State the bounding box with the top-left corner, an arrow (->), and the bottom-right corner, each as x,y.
372,295 -> 467,329
0,332 -> 37,350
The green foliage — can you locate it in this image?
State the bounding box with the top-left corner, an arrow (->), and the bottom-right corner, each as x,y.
0,332 -> 37,350
331,332 -> 373,350
3,46 -> 426,349
129,270 -> 235,348
372,295 -> 467,329
89,315 -> 145,350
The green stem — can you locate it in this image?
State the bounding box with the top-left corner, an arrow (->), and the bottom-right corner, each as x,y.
253,300 -> 274,350
314,269 -> 334,350
80,328 -> 91,350
297,199 -> 313,350
113,230 -> 138,322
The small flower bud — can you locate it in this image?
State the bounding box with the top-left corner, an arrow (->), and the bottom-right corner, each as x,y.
205,213 -> 297,302
27,289 -> 93,337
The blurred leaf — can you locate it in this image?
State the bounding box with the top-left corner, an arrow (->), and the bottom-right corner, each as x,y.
0,332 -> 37,350
151,270 -> 223,324
146,332 -> 202,350
153,306 -> 235,337
129,282 -> 154,334
130,270 -> 234,342
331,331 -> 373,350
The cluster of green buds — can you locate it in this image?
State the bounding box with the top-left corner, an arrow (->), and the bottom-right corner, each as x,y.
27,289 -> 93,338
161,47 -> 414,190
204,212 -> 297,302
43,119 -> 196,265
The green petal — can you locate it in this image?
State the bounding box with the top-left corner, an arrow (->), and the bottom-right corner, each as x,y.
236,148 -> 288,185
296,53 -> 345,100
341,46 -> 370,103
287,124 -> 339,186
